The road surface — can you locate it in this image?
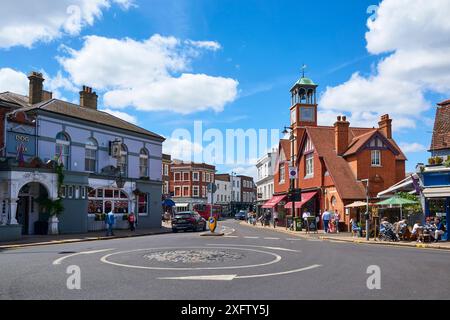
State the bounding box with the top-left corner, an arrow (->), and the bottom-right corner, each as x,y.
1,220 -> 449,300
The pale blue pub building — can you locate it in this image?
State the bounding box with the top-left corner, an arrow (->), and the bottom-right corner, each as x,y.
0,72 -> 165,240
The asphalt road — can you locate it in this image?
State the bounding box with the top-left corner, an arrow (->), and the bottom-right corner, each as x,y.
1,219 -> 449,300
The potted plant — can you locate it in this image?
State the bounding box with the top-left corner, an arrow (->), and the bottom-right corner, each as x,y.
36,197 -> 64,235
435,157 -> 443,165
428,157 -> 436,165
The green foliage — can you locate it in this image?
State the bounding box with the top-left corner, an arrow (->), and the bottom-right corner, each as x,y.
435,157 -> 444,165
35,196 -> 64,216
445,155 -> 450,168
428,157 -> 436,165
397,192 -> 422,214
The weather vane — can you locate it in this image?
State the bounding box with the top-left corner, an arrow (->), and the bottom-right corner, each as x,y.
301,64 -> 307,78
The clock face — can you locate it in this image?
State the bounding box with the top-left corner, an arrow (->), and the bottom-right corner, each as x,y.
301,107 -> 315,122
291,110 -> 296,124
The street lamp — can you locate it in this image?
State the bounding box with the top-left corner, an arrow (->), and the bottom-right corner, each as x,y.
283,126 -> 300,228
359,179 -> 370,241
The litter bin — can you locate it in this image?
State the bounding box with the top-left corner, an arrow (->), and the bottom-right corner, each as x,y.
294,217 -> 302,231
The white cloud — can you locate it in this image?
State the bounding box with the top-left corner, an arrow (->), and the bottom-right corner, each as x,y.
227,165 -> 257,180
320,0 -> 450,131
100,108 -> 138,125
163,138 -> 203,162
399,142 -> 428,153
58,34 -> 239,114
0,0 -> 134,49
185,40 -> 222,51
0,68 -> 28,95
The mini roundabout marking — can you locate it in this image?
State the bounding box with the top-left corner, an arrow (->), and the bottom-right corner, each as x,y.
97,245 -> 322,281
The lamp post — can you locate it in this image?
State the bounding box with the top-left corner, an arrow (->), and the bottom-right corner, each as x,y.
359,179 -> 370,241
282,126 -> 299,228
231,171 -> 236,215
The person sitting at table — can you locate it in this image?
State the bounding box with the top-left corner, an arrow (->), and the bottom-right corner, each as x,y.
351,218 -> 362,237
424,217 -> 436,240
433,218 -> 446,243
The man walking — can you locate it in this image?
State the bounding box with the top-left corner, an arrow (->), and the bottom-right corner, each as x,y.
322,209 -> 331,233
105,210 -> 116,236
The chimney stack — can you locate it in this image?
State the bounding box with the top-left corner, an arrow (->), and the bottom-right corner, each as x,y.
79,86 -> 98,110
378,114 -> 392,139
28,72 -> 45,104
334,115 -> 350,156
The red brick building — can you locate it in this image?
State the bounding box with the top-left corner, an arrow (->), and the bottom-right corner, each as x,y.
169,160 -> 216,211
269,75 -> 406,229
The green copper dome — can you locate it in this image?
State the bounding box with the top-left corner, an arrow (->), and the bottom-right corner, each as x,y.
295,77 -> 316,86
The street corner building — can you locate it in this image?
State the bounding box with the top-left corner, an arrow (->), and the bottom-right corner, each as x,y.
266,74 -> 406,230
0,72 -> 165,241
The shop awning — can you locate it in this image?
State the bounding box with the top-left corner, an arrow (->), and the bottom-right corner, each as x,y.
345,201 -> 370,208
285,191 -> 317,209
423,187 -> 450,198
262,195 -> 287,209
175,203 -> 189,207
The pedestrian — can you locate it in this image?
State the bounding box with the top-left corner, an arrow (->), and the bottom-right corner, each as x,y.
105,210 -> 115,236
302,209 -> 310,229
322,209 -> 331,233
334,210 -> 340,233
273,210 -> 279,228
128,212 -> 136,231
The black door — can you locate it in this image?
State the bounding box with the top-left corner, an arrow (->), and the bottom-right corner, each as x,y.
17,196 -> 30,235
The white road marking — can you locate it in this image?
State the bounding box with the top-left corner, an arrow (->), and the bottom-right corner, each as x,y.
52,249 -> 115,265
158,265 -> 321,281
244,236 -> 259,239
224,236 -> 239,238
236,264 -> 322,279
100,246 -> 282,270
207,244 -> 300,253
286,238 -> 302,241
264,237 -> 280,240
159,275 -> 238,281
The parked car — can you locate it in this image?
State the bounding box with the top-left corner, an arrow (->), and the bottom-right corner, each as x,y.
234,210 -> 247,220
172,211 -> 207,233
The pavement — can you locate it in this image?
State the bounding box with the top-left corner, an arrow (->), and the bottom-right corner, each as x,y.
0,222 -> 172,249
239,221 -> 450,251
1,219 -> 450,300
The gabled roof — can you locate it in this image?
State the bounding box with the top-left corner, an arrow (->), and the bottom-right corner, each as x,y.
430,100 -> 450,151
343,129 -> 406,160
279,139 -> 291,161
4,96 -> 164,141
305,127 -> 367,200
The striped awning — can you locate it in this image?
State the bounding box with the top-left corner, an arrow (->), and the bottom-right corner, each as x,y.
262,195 -> 287,209
285,191 -> 317,209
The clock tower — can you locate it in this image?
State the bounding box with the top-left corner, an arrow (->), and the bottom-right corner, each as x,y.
290,68 -> 318,128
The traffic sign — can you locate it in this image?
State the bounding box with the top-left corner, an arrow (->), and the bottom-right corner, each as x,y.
207,183 -> 217,194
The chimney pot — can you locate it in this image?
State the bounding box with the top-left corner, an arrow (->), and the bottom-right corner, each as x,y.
80,85 -> 98,110
342,116 -> 347,121
337,116 -> 342,121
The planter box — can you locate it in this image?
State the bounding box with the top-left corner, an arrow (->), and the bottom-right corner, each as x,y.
0,225 -> 22,241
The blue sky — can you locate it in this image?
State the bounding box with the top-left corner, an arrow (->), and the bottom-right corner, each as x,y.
1,0 -> 449,177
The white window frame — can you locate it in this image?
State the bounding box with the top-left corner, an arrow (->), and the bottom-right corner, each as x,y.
183,186 -> 190,197
68,186 -> 74,199
193,186 -> 200,197
174,172 -> 181,182
305,153 -> 314,177
164,164 -> 169,176
371,150 -> 382,167
193,171 -> 200,181
174,186 -> 182,197
183,171 -> 190,181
